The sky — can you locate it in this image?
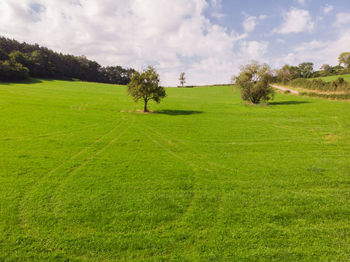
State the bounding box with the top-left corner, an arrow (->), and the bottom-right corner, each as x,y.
0,0 -> 350,86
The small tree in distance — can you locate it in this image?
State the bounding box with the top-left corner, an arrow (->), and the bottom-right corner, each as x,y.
127,66 -> 166,112
298,62 -> 314,78
235,61 -> 274,104
179,72 -> 186,87
338,52 -> 350,69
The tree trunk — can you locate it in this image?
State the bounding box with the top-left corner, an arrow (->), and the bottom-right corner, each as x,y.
143,99 -> 148,112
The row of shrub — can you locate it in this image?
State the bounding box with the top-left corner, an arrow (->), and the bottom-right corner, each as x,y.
300,91 -> 350,100
286,77 -> 350,92
314,68 -> 350,77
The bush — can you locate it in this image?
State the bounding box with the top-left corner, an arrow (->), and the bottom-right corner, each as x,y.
235,62 -> 274,104
330,77 -> 347,91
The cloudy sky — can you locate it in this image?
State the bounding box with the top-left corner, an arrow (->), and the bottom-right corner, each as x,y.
0,0 -> 350,86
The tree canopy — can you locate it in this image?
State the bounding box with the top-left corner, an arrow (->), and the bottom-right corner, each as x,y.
127,66 -> 166,112
0,36 -> 135,83
298,62 -> 314,78
235,61 -> 274,104
338,52 -> 350,69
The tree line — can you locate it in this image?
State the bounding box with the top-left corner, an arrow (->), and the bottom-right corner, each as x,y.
275,52 -> 350,83
234,51 -> 350,104
0,36 -> 135,84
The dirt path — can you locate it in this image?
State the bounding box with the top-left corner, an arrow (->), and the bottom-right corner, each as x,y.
270,84 -> 299,94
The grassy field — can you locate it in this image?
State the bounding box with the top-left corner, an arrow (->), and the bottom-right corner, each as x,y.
1,79 -> 350,261
315,74 -> 350,82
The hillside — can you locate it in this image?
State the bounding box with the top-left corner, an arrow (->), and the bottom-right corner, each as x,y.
315,74 -> 350,82
1,79 -> 350,260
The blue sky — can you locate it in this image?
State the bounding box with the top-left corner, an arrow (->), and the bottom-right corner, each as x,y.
0,0 -> 349,85
212,0 -> 350,66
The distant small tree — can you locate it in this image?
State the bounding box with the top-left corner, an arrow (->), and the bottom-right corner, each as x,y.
127,66 -> 166,112
319,64 -> 334,76
338,52 -> 350,69
179,72 -> 186,87
320,64 -> 331,71
235,61 -> 274,104
276,64 -> 300,82
298,62 -> 314,78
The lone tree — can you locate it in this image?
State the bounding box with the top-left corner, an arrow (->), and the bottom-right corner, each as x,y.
127,66 -> 166,112
235,61 -> 274,104
179,72 -> 186,87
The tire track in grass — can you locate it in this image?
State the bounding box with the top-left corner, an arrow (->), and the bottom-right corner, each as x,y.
17,117 -> 134,259
143,124 -> 236,173
135,124 -> 206,260
17,118 -> 129,237
133,124 -> 198,230
49,117 -> 134,215
139,123 -> 227,259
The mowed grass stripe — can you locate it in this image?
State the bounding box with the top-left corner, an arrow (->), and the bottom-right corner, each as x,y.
136,121 -> 240,259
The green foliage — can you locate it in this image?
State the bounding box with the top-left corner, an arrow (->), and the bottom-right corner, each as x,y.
0,48 -> 8,60
127,66 -> 166,112
338,52 -> 350,68
0,60 -> 29,81
1,79 -> 350,260
316,74 -> 350,82
318,64 -> 337,77
276,64 -> 300,82
301,91 -> 350,100
288,77 -> 350,92
298,62 -> 314,78
0,36 -> 135,83
9,51 -> 30,66
105,66 -> 135,85
235,61 -> 274,104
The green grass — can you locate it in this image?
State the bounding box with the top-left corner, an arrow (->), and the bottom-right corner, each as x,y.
315,74 -> 350,82
1,78 -> 350,261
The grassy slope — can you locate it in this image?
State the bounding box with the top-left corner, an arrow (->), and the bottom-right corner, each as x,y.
315,74 -> 350,82
1,79 -> 350,261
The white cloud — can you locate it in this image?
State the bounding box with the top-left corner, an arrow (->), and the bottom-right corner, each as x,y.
276,7 -> 314,34
211,12 -> 226,20
0,0 -> 269,86
323,4 -> 334,15
240,41 -> 269,59
243,16 -> 257,32
272,10 -> 350,69
242,14 -> 267,33
274,30 -> 350,69
334,12 -> 350,27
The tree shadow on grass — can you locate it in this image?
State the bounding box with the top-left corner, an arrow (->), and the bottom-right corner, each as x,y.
0,77 -> 73,85
269,101 -> 311,106
156,109 -> 204,116
0,78 -> 42,85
